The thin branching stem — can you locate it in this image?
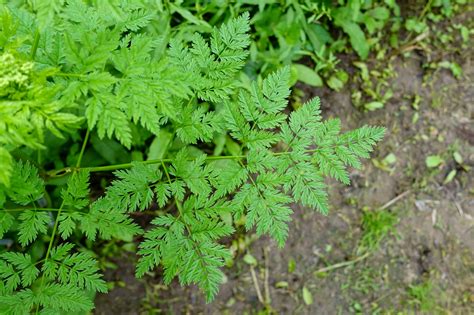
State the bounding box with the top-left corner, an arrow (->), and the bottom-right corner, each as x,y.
30,31 -> 40,59
2,208 -> 62,212
46,149 -> 321,178
35,129 -> 90,314
76,129 -> 90,168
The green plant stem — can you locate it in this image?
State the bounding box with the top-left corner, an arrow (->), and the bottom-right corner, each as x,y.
35,200 -> 65,315
46,149 -> 321,178
46,155 -> 243,177
76,129 -> 90,168
3,208 -> 62,212
238,159 -> 267,208
160,161 -> 181,213
42,203 -> 65,260
160,158 -> 214,291
35,128 -> 90,314
30,31 -> 40,59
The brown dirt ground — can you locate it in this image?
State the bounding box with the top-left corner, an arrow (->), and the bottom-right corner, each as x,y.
94,9 -> 474,315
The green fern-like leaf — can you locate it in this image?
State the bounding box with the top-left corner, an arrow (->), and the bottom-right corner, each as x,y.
42,243 -> 108,293
106,162 -> 162,212
18,211 -> 50,246
0,211 -> 14,239
7,160 -> 44,206
0,253 -> 38,287
80,197 -> 143,241
61,170 -> 90,209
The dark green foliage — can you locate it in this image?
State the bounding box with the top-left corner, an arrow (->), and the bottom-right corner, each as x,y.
170,0 -> 399,91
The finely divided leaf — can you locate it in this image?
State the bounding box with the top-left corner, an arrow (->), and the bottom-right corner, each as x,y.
18,211 -> 50,246
7,161 -> 44,206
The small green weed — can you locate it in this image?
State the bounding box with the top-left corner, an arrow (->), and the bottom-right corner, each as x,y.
342,266 -> 380,295
341,265 -> 387,314
351,61 -> 396,111
407,280 -> 438,312
357,209 -> 398,254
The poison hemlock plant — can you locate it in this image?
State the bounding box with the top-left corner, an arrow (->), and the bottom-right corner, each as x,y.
0,1 -> 385,313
